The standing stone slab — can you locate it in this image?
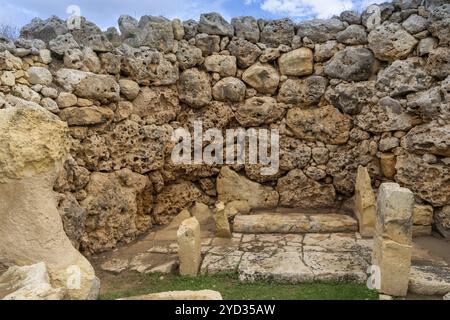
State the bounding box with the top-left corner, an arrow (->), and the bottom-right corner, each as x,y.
0,107 -> 99,300
354,166 -> 376,237
372,237 -> 412,297
375,183 -> 414,245
372,182 -> 414,297
214,202 -> 232,238
177,217 -> 201,276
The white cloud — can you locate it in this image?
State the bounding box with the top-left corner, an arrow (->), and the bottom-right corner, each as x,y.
260,0 -> 354,19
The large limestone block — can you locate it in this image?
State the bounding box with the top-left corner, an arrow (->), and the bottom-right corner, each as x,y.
372,237 -> 412,297
376,183 -> 414,245
354,166 -> 376,237
177,217 -> 201,276
216,167 -> 279,209
242,63 -> 279,94
278,48 -> 313,76
409,265 -> 450,296
120,290 -> 222,300
368,22 -> 418,61
0,263 -> 64,300
55,68 -> 119,103
0,107 -> 99,300
286,105 -> 351,145
396,153 -> 450,207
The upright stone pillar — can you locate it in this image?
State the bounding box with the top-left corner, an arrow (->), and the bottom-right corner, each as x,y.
0,106 -> 99,300
372,182 -> 414,297
354,166 -> 376,237
214,201 -> 232,238
177,217 -> 201,276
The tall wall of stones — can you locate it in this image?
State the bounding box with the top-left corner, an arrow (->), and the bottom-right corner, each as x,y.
0,0 -> 448,253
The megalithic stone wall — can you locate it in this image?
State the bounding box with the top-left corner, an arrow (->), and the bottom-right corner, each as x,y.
0,0 -> 448,253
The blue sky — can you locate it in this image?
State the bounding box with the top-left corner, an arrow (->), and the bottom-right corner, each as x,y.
0,0 -> 385,31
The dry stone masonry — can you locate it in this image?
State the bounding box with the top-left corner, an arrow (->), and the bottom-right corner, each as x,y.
0,0 -> 449,258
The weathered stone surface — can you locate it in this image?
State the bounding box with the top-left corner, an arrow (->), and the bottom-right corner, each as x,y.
278,76 -> 327,106
276,169 -> 336,208
183,19 -> 198,40
327,81 -> 376,115
233,213 -> 357,234
0,263 -> 64,300
278,48 -> 313,76
153,181 -> 208,222
428,4 -> 450,45
426,47 -> 450,80
324,48 -> 374,81
303,250 -> 368,282
194,33 -> 220,56
297,19 -> 346,43
132,86 -> 180,124
406,87 -> 445,122
57,193 -> 86,250
59,106 -> 114,126
336,24 -> 367,45
286,105 -> 351,145
409,265 -> 450,295
27,67 -> 52,85
212,77 -> 246,102
279,138 -> 311,171
0,107 -> 99,300
178,68 -> 211,108
260,18 -> 295,47
236,96 -> 286,127
372,237 -> 412,297
242,63 -> 279,94
140,17 -> 175,52
239,251 -> 314,283
227,38 -> 262,68
121,50 -> 178,85
120,290 -> 222,300
401,122 -> 450,157
380,153 -> 396,179
198,13 -> 234,37
435,206 -> 450,238
204,55 -> 237,77
217,167 -> 279,209
417,37 -> 438,56
402,14 -> 429,34
231,16 -> 259,43
49,34 -> 79,56
375,182 -> 414,245
176,40 -> 203,70
413,204 -> 433,226
368,22 -> 418,61
214,202 -> 231,238
80,169 -> 151,253
177,217 -> 201,276
355,97 -> 417,133
396,153 -> 450,207
118,79 -> 140,100
55,68 -> 120,102
20,16 -> 68,43
354,166 -> 376,237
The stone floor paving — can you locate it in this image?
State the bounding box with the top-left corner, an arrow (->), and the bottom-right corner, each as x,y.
95,224 -> 450,294
200,232 -> 372,283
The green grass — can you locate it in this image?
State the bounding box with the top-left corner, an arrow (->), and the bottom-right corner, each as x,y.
98,272 -> 378,300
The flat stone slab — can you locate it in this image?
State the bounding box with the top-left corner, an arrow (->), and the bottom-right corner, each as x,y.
238,251 -> 314,283
303,251 -> 369,283
233,213 -> 358,234
201,252 -> 243,275
119,290 -> 223,300
409,265 -> 450,295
